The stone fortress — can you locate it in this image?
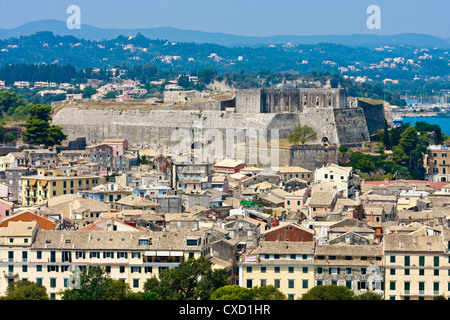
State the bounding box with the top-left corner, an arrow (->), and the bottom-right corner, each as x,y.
52,87 -> 392,170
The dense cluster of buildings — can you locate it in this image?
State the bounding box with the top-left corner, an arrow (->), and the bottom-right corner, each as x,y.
0,136 -> 449,300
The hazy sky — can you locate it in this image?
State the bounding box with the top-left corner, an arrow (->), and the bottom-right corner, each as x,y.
0,0 -> 449,38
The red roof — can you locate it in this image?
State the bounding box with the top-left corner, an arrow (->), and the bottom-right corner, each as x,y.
271,215 -> 279,227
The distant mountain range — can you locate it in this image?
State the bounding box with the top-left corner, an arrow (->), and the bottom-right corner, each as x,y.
1,19 -> 449,48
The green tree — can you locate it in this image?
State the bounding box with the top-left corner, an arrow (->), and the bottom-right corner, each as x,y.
357,290 -> 384,300
0,90 -> 28,114
60,266 -> 133,300
398,126 -> 418,155
83,86 -> 97,99
252,285 -> 286,300
338,145 -> 349,155
301,285 -> 357,300
196,268 -> 230,300
348,151 -> 375,173
1,280 -> 49,300
22,117 -> 51,145
210,285 -> 254,300
139,155 -> 149,164
392,165 -> 413,180
383,120 -> 390,150
22,104 -> 67,147
288,124 -> 317,144
103,91 -> 117,99
392,145 -> 408,164
199,68 -> 215,85
143,257 -> 230,300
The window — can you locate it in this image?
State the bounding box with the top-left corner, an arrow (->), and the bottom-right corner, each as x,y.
289,267 -> 294,273
404,281 -> 410,294
119,266 -> 125,273
346,268 -> 352,275
345,281 -> 352,289
302,267 -> 308,273
261,266 -> 266,273
131,267 -> 141,273
434,256 -> 440,267
389,281 -> 396,291
186,239 -> 199,246
47,266 -> 59,272
404,269 -> 410,275
288,279 -> 295,289
117,252 -> 128,259
133,279 -> 140,288
404,256 -> 410,267
433,282 -> 440,294
103,252 -> 114,259
419,282 -> 425,294
131,252 -> 141,259
37,251 -> 42,259
274,279 -> 280,288
274,267 -> 280,273
89,252 -> 100,259
247,267 -> 252,273
317,267 -> 323,274
50,278 -> 57,288
302,280 -> 309,289
246,279 -> 253,289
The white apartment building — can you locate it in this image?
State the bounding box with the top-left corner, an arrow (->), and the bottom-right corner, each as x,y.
314,163 -> 356,198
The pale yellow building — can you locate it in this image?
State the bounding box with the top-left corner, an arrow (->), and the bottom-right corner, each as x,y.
239,241 -> 315,300
21,169 -> 99,206
0,226 -> 215,299
384,227 -> 450,300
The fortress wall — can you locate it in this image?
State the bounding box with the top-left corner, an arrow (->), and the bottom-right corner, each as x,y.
333,108 -> 371,144
261,88 -> 302,113
289,144 -> 338,171
357,100 -> 387,136
53,107 -> 299,153
234,144 -> 337,170
297,109 -> 340,144
234,89 -> 261,113
170,100 -> 223,111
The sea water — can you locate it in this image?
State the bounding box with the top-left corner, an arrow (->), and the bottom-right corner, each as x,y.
402,116 -> 450,136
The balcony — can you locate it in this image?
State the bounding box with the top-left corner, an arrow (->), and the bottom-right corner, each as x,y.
401,290 -> 442,297
143,256 -> 183,263
3,272 -> 19,279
